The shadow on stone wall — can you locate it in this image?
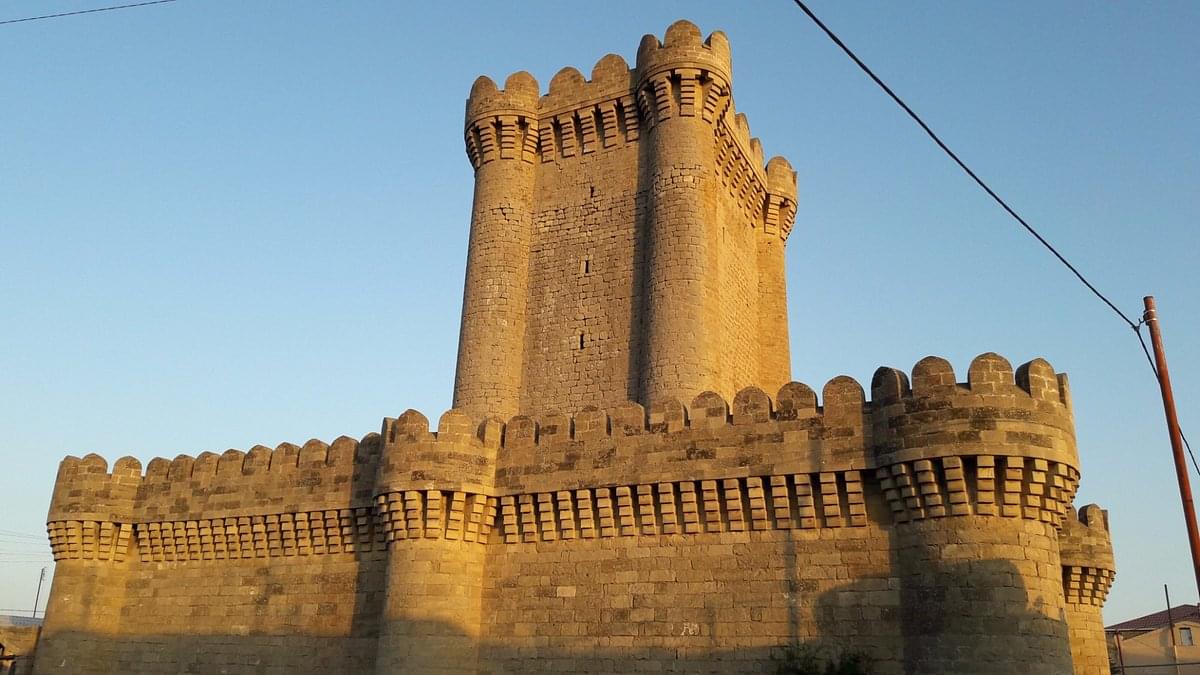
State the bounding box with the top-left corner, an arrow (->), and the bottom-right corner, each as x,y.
33,624 -> 854,674
32,554 -> 1071,675
894,557 -> 1070,674
36,453 -> 1071,675
808,558 -> 1074,675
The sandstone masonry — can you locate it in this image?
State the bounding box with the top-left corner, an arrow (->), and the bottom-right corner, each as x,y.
35,20 -> 1116,675
453,19 -> 796,421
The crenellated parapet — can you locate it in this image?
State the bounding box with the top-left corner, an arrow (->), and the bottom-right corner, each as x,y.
633,21 -> 731,127
1059,503 -> 1116,606
46,453 -> 141,563
47,352 -> 1088,566
870,353 -> 1079,527
1059,503 -> 1116,673
373,409 -> 501,546
712,113 -> 797,239
377,409 -> 499,494
49,453 -> 142,524
536,56 -> 640,163
419,353 -> 1081,539
459,20 -> 797,240
41,350 -> 1105,674
464,72 -> 541,168
764,156 -> 798,240
47,433 -> 386,563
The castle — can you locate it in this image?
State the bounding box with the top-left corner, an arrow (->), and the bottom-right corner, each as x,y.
35,21 -> 1116,674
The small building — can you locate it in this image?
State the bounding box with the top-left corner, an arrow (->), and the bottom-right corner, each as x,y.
0,615 -> 42,675
1108,604 -> 1200,674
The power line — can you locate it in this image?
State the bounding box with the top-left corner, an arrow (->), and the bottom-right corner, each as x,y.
0,0 -> 178,26
787,0 -> 1195,473
0,529 -> 46,538
789,0 -> 1137,330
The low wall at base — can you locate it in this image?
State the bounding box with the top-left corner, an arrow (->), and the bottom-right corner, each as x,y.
36,554 -> 384,674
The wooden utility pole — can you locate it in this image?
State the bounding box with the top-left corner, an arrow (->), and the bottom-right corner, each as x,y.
31,567 -> 45,619
1144,296 -> 1200,598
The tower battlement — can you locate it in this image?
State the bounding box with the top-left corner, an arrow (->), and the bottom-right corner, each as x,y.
455,21 -> 800,422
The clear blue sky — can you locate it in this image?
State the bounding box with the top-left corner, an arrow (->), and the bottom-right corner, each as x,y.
1,0 -> 1196,625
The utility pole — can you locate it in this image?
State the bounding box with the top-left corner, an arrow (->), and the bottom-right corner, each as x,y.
31,567 -> 45,619
1144,296 -> 1200,598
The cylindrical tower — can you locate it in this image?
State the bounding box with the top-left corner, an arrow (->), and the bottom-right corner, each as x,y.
1059,504 -> 1116,675
871,354 -> 1081,674
372,410 -> 497,674
452,73 -> 540,421
35,455 -> 140,675
757,156 -> 797,397
634,21 -> 732,405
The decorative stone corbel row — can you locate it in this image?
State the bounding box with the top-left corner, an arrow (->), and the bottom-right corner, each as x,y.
876,455 -> 1079,526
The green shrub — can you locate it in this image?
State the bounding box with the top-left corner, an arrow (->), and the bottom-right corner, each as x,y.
773,645 -> 870,675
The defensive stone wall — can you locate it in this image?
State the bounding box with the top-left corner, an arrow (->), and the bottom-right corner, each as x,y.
37,353 -> 1116,674
34,20 -> 1116,675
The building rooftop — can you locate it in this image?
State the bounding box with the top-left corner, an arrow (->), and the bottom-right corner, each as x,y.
0,615 -> 41,628
1107,604 -> 1200,631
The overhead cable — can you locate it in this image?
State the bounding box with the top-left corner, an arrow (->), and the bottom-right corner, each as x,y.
0,0 -> 178,26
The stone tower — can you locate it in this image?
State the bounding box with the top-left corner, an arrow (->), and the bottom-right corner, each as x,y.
34,21 -> 1117,675
452,20 -> 798,421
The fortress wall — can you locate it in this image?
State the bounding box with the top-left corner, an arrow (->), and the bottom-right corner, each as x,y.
36,18 -> 1115,673
101,554 -> 383,674
38,436 -> 387,674
479,526 -> 902,674
475,380 -> 898,672
36,560 -> 131,674
38,353 -> 1113,673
